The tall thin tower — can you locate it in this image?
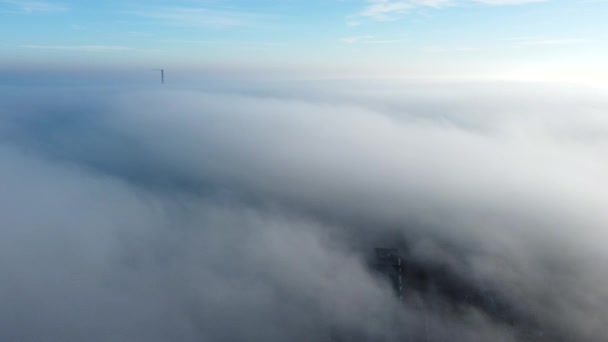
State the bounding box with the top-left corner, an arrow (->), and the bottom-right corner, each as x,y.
161,69 -> 164,84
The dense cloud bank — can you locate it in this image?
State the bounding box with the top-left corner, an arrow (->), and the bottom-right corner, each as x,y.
0,80 -> 607,341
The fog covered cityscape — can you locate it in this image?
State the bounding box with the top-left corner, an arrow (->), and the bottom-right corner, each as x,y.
1,1 -> 607,341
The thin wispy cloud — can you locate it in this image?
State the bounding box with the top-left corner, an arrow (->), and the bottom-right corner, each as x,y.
0,0 -> 67,13
421,45 -> 478,53
473,0 -> 547,5
355,0 -> 548,23
166,39 -> 284,48
340,35 -> 408,44
341,35 -> 375,44
358,0 -> 451,21
418,36 -> 583,54
513,38 -> 589,46
20,45 -> 135,51
134,6 -> 268,29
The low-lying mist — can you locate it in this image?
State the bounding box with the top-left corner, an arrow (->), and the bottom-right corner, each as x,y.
1,80 -> 607,341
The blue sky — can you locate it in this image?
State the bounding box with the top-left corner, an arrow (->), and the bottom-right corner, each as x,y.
1,0 -> 608,82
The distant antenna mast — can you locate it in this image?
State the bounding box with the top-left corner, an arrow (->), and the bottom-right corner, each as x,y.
161,69 -> 164,84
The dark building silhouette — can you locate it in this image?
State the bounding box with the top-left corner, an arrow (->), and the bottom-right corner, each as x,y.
372,247 -> 554,341
373,248 -> 404,300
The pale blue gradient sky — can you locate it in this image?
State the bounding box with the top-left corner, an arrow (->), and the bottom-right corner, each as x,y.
1,0 -> 607,83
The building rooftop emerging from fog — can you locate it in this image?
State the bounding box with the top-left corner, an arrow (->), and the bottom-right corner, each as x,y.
373,248 -> 404,300
372,247 -> 552,341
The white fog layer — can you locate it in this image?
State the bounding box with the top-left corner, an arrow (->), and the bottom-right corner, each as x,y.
0,81 -> 607,341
